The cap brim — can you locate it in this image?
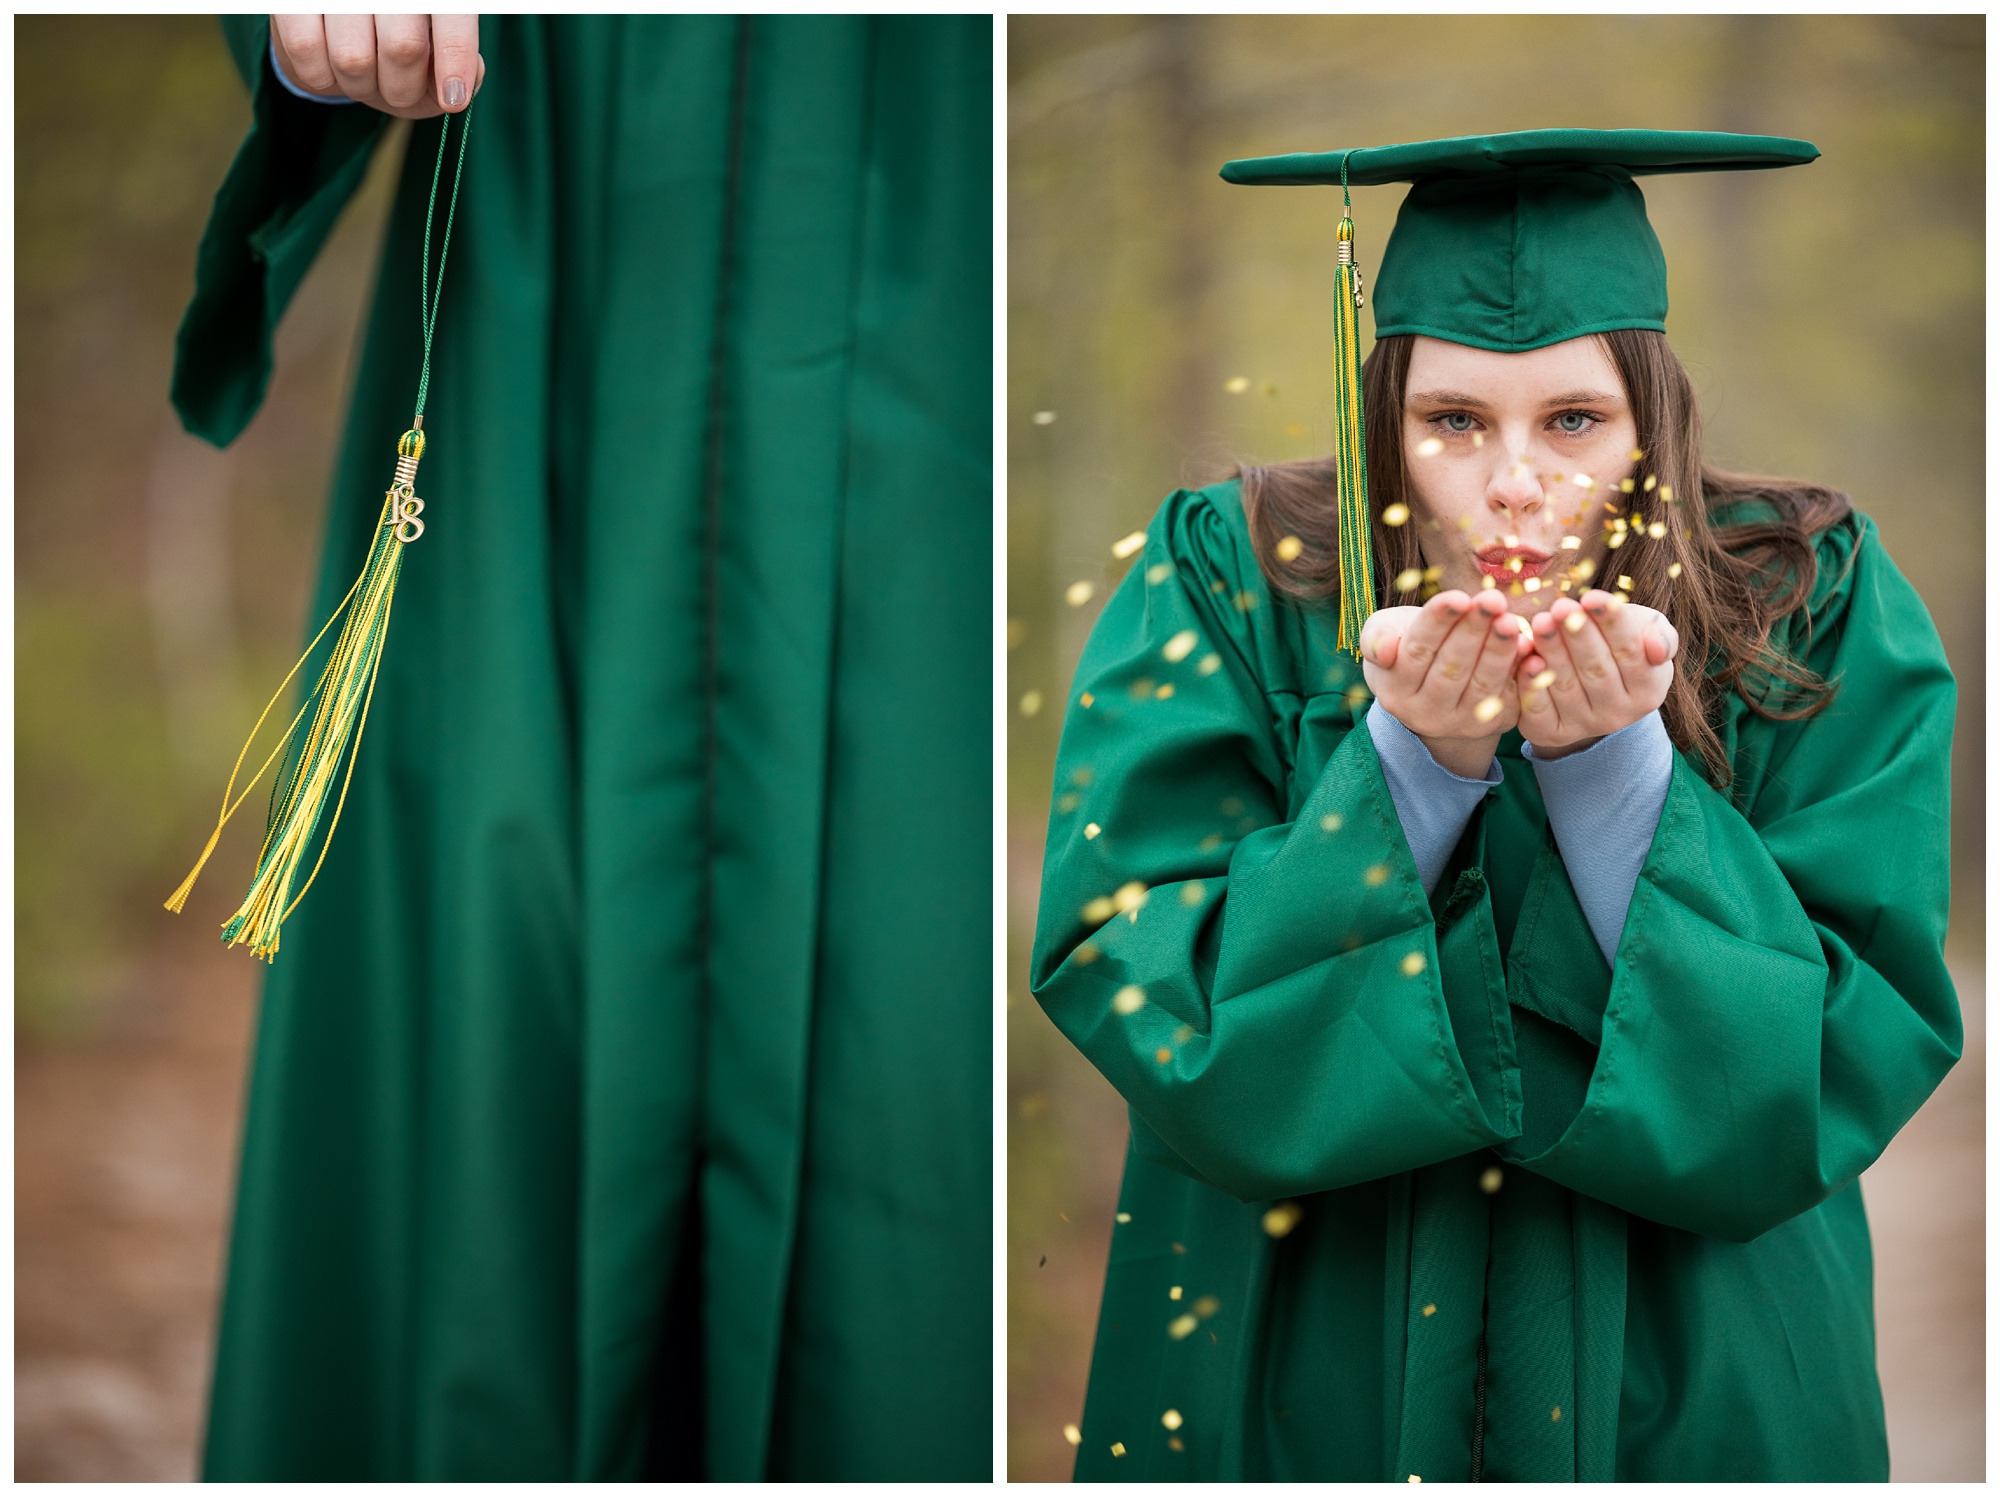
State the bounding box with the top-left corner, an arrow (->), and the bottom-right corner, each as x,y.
1220,127 -> 1819,187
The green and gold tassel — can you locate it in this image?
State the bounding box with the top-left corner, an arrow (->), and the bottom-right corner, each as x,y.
166,107 -> 471,959
1330,166 -> 1374,655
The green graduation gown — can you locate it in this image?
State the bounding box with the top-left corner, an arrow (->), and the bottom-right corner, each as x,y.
1030,479 -> 1957,1481
174,16 -> 990,1481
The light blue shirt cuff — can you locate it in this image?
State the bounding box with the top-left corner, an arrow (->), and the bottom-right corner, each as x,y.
1366,700 -> 1501,897
270,36 -> 356,103
1525,711 -> 1674,965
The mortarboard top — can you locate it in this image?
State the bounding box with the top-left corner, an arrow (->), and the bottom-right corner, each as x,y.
1221,128 -> 1820,354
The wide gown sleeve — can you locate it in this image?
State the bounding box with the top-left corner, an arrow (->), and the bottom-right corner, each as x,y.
1502,512 -> 1961,1240
172,15 -> 390,447
1029,487 -> 1523,1203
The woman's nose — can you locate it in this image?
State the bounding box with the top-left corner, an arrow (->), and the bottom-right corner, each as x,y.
1486,453 -> 1544,518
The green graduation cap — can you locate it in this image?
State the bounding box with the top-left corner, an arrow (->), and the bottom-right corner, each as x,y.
1218,127 -> 1820,650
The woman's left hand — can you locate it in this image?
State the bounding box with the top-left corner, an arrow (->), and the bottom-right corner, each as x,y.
1516,590 -> 1678,758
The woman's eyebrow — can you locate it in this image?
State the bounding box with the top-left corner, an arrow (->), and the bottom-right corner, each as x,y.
1543,388 -> 1622,405
1406,389 -> 1488,406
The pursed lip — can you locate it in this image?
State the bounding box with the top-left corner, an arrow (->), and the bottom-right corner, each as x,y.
1474,545 -> 1555,582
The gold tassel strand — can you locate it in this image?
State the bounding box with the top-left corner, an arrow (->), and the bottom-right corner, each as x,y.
1331,198 -> 1375,655
166,427 -> 427,959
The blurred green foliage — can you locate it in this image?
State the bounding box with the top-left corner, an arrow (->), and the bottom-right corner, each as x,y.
1007,14 -> 1982,1479
17,18 -> 402,1035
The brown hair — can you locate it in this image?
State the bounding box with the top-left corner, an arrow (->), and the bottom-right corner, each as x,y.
1239,329 -> 1852,787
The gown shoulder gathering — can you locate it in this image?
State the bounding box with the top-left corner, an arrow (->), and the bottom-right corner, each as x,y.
1030,477 -> 1958,1482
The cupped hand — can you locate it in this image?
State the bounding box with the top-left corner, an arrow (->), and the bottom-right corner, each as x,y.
1359,588 -> 1534,778
271,15 -> 484,118
1515,590 -> 1678,758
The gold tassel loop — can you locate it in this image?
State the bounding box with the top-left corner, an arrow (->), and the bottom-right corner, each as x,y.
1331,214 -> 1374,654
165,429 -> 427,959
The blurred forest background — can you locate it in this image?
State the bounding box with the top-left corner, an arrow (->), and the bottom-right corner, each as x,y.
17,16 -> 404,1477
1008,14 -> 1982,1483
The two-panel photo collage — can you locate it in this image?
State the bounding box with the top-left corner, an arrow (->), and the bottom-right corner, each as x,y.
14,11 -> 1982,1486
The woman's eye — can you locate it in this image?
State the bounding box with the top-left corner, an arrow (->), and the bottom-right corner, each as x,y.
1439,412 -> 1477,433
1553,411 -> 1599,435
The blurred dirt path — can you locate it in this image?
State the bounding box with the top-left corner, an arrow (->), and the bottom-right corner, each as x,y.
15,951 -> 257,1481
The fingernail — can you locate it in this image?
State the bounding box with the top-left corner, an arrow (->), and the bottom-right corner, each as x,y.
445,76 -> 467,109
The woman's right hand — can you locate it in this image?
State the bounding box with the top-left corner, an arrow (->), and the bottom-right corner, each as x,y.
1358,589 -> 1532,778
271,15 -> 484,118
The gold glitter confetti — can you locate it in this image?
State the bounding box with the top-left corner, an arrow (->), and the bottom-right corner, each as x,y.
1275,534 -> 1304,562
1113,986 -> 1147,1015
1564,612 -> 1588,634
1197,653 -> 1222,676
1507,581 -> 1524,596
1115,881 -> 1147,912
1164,630 -> 1198,662
1156,683 -> 1176,700
1507,555 -> 1524,573
1619,477 -> 1635,493
1129,677 -> 1156,700
1605,530 -> 1625,549
1667,562 -> 1683,579
1111,1441 -> 1128,1457
1659,484 -> 1673,501
1262,1200 -> 1303,1237
1198,832 -> 1223,852
1147,562 -> 1173,585
1234,590 -> 1260,612
1155,1047 -> 1172,1064
1115,1211 -> 1131,1223
1058,791 -> 1081,813
1021,1093 -> 1049,1118
1169,1436 -> 1185,1452
1083,897 -> 1117,922
1033,411 -> 1057,426
1572,473 -> 1594,489
1020,690 -> 1044,717
1079,692 -> 1094,709
1531,669 -> 1556,689
1008,618 -> 1026,649
1423,565 -> 1444,582
1643,474 -> 1657,492
1221,796 -> 1244,816
1422,1303 -> 1437,1317
1628,447 -> 1643,462
1169,1285 -> 1182,1300
1415,437 -> 1444,458
1472,432 -> 1484,448
1559,535 -> 1581,550
1365,864 -> 1390,886
1075,941 -> 1100,964
1523,577 -> 1541,593
1409,1476 -> 1423,1484
1473,695 -> 1502,723
1573,558 -> 1596,580
1647,521 -> 1666,538
1174,1024 -> 1193,1043
1552,1406 -> 1563,1423
1162,1409 -> 1184,1430
1063,1423 -> 1081,1445
1193,1296 -> 1220,1319
1223,376 -> 1251,394
1481,1166 -> 1504,1193
1066,580 -> 1095,607
1382,502 -> 1411,527
1395,567 -> 1423,592
1211,579 -> 1227,595
1285,422 -> 1305,437
1084,822 -> 1101,840
1168,1314 -> 1198,1340
1181,882 -> 1206,906
1171,1242 -> 1186,1254
1319,812 -> 1343,832
1113,531 -> 1147,559
1400,951 -> 1427,977
1345,683 -> 1371,710
1618,574 -> 1634,592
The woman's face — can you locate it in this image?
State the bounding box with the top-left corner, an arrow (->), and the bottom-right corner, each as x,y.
1399,334 -> 1640,617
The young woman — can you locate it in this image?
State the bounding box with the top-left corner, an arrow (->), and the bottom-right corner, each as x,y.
1031,131 -> 1958,1481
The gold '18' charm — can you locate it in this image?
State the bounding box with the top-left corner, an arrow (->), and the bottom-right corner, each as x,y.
383,426 -> 428,543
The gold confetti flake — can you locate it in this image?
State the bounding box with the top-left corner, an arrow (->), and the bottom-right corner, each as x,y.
1169,1436 -> 1185,1452
1628,447 -> 1644,462
1171,1241 -> 1186,1254
1233,590 -> 1260,612
1473,695 -> 1502,723
1156,683 -> 1176,700
1079,692 -> 1094,709
1168,1313 -> 1199,1340
1211,579 -> 1227,595
1113,985 -> 1147,1015
1180,882 -> 1206,906
1423,565 -> 1444,582
1193,1295 -> 1220,1318
1572,473 -> 1594,489
1507,555 -> 1524,572
1164,630 -> 1198,662
1146,562 -> 1173,585
1174,1024 -> 1193,1043
1480,1165 -> 1504,1193
1198,832 -> 1223,852
1057,791 -> 1081,813
1111,1441 -> 1128,1457
1659,484 -> 1673,501
1262,1200 -> 1303,1237
1285,422 -> 1305,437
1617,574 -> 1634,592
1162,1409 -> 1184,1430
1551,1406 -> 1563,1423
1113,531 -> 1148,560
1083,897 -> 1117,922
1522,577 -> 1541,593
1507,581 -> 1524,596
1170,1285 -> 1182,1300
1643,474 -> 1658,492
1275,534 -> 1304,562
1064,1423 -> 1082,1445
1564,612 -> 1588,634
1605,530 -> 1626,549
1115,1211 -> 1131,1223
1197,653 -> 1222,676
1066,580 -> 1095,607
1400,951 -> 1427,977
1409,1475 -> 1423,1483
1364,864 -> 1390,887
1572,558 -> 1596,580
1422,1303 -> 1437,1317
1319,812 -> 1343,832
1381,502 -> 1411,527
1129,677 -> 1156,700
1020,1093 -> 1049,1118
1531,669 -> 1556,689
1223,376 -> 1251,394
1619,477 -> 1636,494
1221,796 -> 1244,816
1084,822 -> 1101,840
1115,881 -> 1147,912
1008,618 -> 1026,649
1033,411 -> 1057,426
1415,437 -> 1444,458
1472,432 -> 1484,448
1075,941 -> 1100,964
1647,521 -> 1666,538
1155,1047 -> 1172,1064
1559,535 -> 1581,550
1344,683 -> 1372,710
1667,562 -> 1683,579
1394,567 -> 1423,592
1020,690 -> 1044,717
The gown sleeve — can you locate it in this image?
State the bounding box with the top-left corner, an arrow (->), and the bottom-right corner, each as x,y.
1503,511 -> 1961,1240
1029,485 -> 1524,1203
172,15 -> 390,448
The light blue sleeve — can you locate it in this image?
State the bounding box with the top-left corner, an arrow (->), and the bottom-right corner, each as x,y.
1366,700 -> 1501,897
269,35 -> 356,104
1524,710 -> 1674,963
